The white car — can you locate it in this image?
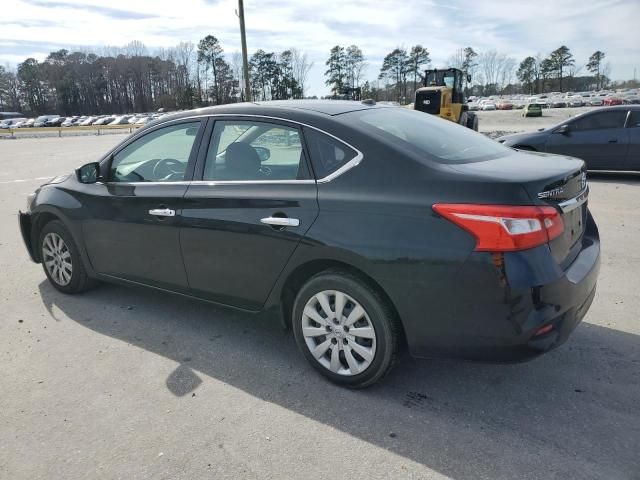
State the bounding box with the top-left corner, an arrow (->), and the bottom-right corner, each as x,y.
0,117 -> 27,129
479,101 -> 496,111
108,116 -> 132,126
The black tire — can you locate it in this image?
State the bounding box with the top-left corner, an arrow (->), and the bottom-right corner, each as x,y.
459,112 -> 468,128
292,269 -> 399,388
467,112 -> 479,131
39,220 -> 96,294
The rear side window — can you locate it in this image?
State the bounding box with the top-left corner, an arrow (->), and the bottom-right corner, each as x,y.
303,127 -> 358,179
627,111 -> 640,128
346,107 -> 510,164
571,111 -> 627,131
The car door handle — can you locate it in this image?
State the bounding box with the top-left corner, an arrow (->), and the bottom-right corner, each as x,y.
260,216 -> 300,227
608,139 -> 618,143
149,208 -> 175,217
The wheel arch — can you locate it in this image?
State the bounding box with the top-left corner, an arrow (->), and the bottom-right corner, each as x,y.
278,259 -> 407,348
30,211 -> 64,262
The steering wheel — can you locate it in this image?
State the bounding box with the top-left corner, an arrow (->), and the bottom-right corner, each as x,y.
152,158 -> 185,181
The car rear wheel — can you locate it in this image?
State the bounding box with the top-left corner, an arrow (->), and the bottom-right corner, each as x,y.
292,270 -> 399,388
39,220 -> 95,294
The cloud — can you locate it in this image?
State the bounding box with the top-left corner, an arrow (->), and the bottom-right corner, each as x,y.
1,0 -> 638,95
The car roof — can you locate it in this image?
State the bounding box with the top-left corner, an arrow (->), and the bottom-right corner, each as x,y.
155,100 -> 389,124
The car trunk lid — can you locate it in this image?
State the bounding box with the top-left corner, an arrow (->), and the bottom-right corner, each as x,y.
448,150 -> 588,265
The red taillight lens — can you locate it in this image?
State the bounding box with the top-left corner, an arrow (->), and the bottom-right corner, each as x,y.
433,204 -> 564,252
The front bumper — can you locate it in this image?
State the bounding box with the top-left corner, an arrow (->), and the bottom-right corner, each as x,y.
402,211 -> 601,362
19,211 -> 38,263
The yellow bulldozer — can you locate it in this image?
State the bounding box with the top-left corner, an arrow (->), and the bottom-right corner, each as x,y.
414,68 -> 478,131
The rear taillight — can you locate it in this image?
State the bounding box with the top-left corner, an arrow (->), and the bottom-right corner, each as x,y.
433,204 -> 564,252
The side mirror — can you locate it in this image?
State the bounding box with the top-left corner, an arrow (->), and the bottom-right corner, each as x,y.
556,124 -> 570,135
76,162 -> 100,184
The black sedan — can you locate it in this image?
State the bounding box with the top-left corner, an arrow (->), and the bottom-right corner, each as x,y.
19,101 -> 600,387
499,105 -> 640,171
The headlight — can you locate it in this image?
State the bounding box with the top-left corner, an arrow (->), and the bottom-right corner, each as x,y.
26,192 -> 36,212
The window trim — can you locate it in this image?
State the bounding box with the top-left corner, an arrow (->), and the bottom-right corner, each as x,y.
96,114 -> 363,186
569,110 -> 629,132
197,117 -> 314,183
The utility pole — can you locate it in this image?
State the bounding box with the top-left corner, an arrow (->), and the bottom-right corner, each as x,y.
238,0 -> 251,101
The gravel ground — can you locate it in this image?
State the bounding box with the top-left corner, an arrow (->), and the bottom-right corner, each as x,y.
0,133 -> 638,479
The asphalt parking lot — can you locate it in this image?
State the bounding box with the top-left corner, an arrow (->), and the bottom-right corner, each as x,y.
1,133 -> 639,479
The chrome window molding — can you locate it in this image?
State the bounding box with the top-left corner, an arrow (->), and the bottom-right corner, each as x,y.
106,113 -> 364,185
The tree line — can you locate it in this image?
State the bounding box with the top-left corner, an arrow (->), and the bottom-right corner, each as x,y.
328,45 -> 621,102
0,37 -> 631,115
0,37 -> 313,115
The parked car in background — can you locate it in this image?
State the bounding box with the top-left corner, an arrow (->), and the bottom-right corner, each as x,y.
0,117 -> 27,129
92,116 -> 115,125
108,115 -> 132,126
18,119 -> 35,128
496,101 -> 513,110
134,116 -> 152,125
480,101 -> 497,111
45,117 -> 64,127
499,105 -> 640,171
604,97 -> 624,106
567,96 -> 584,107
33,115 -> 58,127
550,98 -> 567,108
589,97 -> 604,106
19,101 -> 600,388
522,103 -> 543,117
79,117 -> 97,126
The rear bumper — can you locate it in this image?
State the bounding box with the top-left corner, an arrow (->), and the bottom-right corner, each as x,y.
19,211 -> 38,263
400,211 -> 601,362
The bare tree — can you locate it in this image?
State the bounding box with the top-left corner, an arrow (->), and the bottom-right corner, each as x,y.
291,48 -> 313,96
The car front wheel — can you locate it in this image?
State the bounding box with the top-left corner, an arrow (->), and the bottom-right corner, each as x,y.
292,270 -> 399,388
39,220 -> 95,294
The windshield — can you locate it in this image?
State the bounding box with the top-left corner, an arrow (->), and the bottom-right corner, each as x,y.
345,107 -> 511,164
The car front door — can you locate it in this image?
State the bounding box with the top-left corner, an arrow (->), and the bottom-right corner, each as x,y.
81,120 -> 205,292
180,117 -> 319,310
545,110 -> 629,170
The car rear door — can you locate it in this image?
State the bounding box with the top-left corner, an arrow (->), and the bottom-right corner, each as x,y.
82,119 -> 205,292
624,110 -> 640,171
545,110 -> 629,170
180,116 -> 319,310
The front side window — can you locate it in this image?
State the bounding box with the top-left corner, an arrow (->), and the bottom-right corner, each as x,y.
110,122 -> 201,182
571,111 -> 627,131
203,120 -> 308,181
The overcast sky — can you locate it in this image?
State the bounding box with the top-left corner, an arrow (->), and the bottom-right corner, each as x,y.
1,0 -> 638,96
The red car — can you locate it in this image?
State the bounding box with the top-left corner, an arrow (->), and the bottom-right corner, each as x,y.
496,101 -> 514,110
603,97 -> 623,106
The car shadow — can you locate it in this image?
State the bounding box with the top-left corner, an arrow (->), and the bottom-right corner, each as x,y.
38,280 -> 639,479
587,171 -> 640,186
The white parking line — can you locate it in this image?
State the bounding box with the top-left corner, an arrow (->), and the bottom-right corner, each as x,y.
0,176 -> 53,185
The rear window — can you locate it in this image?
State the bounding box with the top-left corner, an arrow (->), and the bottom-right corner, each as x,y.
346,107 -> 510,164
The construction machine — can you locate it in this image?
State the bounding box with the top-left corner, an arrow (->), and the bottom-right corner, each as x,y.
414,68 -> 478,131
